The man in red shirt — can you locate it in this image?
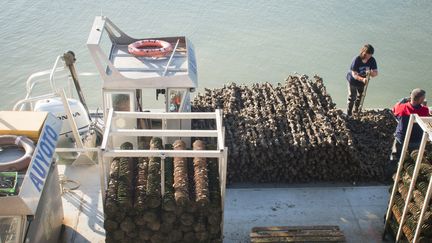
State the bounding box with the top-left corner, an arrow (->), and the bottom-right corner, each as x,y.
391,88 -> 429,163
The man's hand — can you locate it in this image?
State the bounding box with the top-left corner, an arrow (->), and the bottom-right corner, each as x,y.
370,70 -> 378,77
362,77 -> 368,84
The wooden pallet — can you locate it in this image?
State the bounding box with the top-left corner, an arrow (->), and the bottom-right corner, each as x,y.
250,225 -> 346,243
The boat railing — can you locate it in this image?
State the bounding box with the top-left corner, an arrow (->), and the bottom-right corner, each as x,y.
87,16 -> 197,90
13,55 -> 98,111
12,55 -> 100,166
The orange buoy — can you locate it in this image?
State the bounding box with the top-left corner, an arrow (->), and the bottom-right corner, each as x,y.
128,39 -> 173,57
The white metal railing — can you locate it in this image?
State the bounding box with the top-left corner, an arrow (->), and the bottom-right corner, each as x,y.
13,93 -> 58,111
100,108 -> 228,231
102,150 -> 223,158
110,129 -> 218,137
12,55 -> 100,167
112,111 -> 217,119
13,54 -> 98,111
384,114 -> 432,242
87,16 -> 197,90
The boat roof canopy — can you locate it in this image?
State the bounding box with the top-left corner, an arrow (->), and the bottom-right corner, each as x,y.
87,16 -> 197,90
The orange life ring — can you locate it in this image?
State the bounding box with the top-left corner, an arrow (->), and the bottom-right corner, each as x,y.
128,39 -> 173,57
0,135 -> 35,172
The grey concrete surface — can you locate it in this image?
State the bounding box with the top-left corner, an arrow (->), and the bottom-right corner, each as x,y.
223,186 -> 390,243
58,164 -> 391,243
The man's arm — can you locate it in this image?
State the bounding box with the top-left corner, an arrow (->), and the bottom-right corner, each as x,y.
351,71 -> 367,83
392,103 -> 397,115
392,101 -> 409,117
349,57 -> 367,83
370,58 -> 378,77
393,101 -> 404,117
420,106 -> 431,117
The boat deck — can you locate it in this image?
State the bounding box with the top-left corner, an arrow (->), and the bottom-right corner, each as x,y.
58,164 -> 390,243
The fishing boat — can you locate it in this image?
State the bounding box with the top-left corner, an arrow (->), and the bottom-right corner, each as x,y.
1,16 -> 431,243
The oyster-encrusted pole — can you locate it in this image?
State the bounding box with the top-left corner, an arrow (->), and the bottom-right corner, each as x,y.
173,140 -> 190,206
193,140 -> 210,207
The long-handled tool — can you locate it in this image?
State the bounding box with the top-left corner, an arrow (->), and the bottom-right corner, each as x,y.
62,51 -> 97,164
356,71 -> 371,115
63,51 -> 92,121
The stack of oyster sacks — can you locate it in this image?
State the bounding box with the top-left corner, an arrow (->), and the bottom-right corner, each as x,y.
192,74 -> 396,183
388,149 -> 432,242
104,138 -> 222,243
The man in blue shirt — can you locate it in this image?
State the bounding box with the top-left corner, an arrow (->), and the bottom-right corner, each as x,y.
346,44 -> 378,116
